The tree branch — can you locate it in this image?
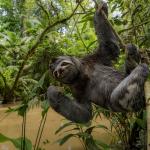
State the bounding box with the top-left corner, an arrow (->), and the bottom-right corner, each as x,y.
36,0 -> 50,21
10,2 -> 82,94
70,1 -> 89,51
119,20 -> 150,33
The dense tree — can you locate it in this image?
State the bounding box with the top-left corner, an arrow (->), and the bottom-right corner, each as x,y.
0,0 -> 149,149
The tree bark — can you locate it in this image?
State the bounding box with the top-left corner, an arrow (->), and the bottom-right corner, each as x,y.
144,81 -> 150,149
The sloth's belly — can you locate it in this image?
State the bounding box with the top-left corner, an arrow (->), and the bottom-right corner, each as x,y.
86,69 -> 124,108
88,81 -> 115,108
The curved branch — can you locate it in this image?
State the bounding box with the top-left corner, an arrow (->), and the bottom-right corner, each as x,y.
11,1 -> 82,93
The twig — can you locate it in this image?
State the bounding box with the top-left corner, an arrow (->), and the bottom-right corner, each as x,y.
70,1 -> 89,51
34,115 -> 45,150
75,21 -> 88,51
36,113 -> 48,150
36,0 -> 50,21
119,20 -> 150,33
50,1 -> 59,19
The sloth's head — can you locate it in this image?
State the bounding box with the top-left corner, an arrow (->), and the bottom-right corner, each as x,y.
49,56 -> 81,84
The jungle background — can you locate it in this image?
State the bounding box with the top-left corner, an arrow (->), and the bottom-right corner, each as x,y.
0,0 -> 150,149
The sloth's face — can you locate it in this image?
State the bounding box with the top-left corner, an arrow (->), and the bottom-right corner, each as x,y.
49,56 -> 80,84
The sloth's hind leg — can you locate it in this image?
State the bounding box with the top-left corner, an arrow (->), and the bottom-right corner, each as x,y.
110,64 -> 149,112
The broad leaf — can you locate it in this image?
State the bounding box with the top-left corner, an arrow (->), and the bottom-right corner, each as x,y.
0,133 -> 32,150
57,134 -> 75,145
55,122 -> 74,134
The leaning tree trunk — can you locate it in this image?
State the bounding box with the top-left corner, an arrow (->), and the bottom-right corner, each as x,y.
144,81 -> 150,149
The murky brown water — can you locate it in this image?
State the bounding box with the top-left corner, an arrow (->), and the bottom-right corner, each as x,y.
0,105 -> 112,150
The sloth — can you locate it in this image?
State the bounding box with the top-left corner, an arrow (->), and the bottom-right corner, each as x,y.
47,2 -> 149,123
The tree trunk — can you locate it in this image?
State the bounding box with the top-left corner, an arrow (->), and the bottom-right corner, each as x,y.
144,81 -> 150,149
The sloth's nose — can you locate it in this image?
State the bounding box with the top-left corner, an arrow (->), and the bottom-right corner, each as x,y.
53,69 -> 64,78
53,70 -> 58,78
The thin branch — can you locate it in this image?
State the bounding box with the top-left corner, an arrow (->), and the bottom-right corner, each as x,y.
70,1 -> 89,51
75,19 -> 89,51
51,1 -> 59,19
74,12 -> 88,15
36,113 -> 48,150
36,0 -> 50,21
11,1 -> 82,94
79,3 -> 86,13
34,115 -> 45,150
133,3 -> 146,35
119,20 -> 150,33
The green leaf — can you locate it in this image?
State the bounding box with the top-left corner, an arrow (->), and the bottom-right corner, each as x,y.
85,126 -> 96,134
33,73 -> 46,92
86,138 -> 100,150
79,16 -> 93,24
76,132 -> 90,139
113,18 -> 124,26
94,139 -> 110,149
87,40 -> 97,50
41,101 -> 49,118
82,12 -> 93,19
10,137 -> 32,150
6,107 -> 18,113
38,73 -> 46,88
18,104 -> 28,117
111,4 -> 118,13
0,133 -> 10,142
136,118 -> 146,129
55,122 -> 74,134
6,104 -> 28,117
63,127 -> 80,133
81,22 -> 87,33
57,134 -> 75,145
0,133 -> 32,150
96,124 -> 108,130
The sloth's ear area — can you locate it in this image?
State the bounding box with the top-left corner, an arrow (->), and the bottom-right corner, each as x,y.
49,58 -> 57,71
51,57 -> 58,63
71,57 -> 82,70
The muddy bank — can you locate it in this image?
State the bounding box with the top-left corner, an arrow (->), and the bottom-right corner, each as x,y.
0,106 -> 112,150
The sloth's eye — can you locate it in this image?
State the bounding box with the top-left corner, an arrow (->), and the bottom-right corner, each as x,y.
61,62 -> 69,66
